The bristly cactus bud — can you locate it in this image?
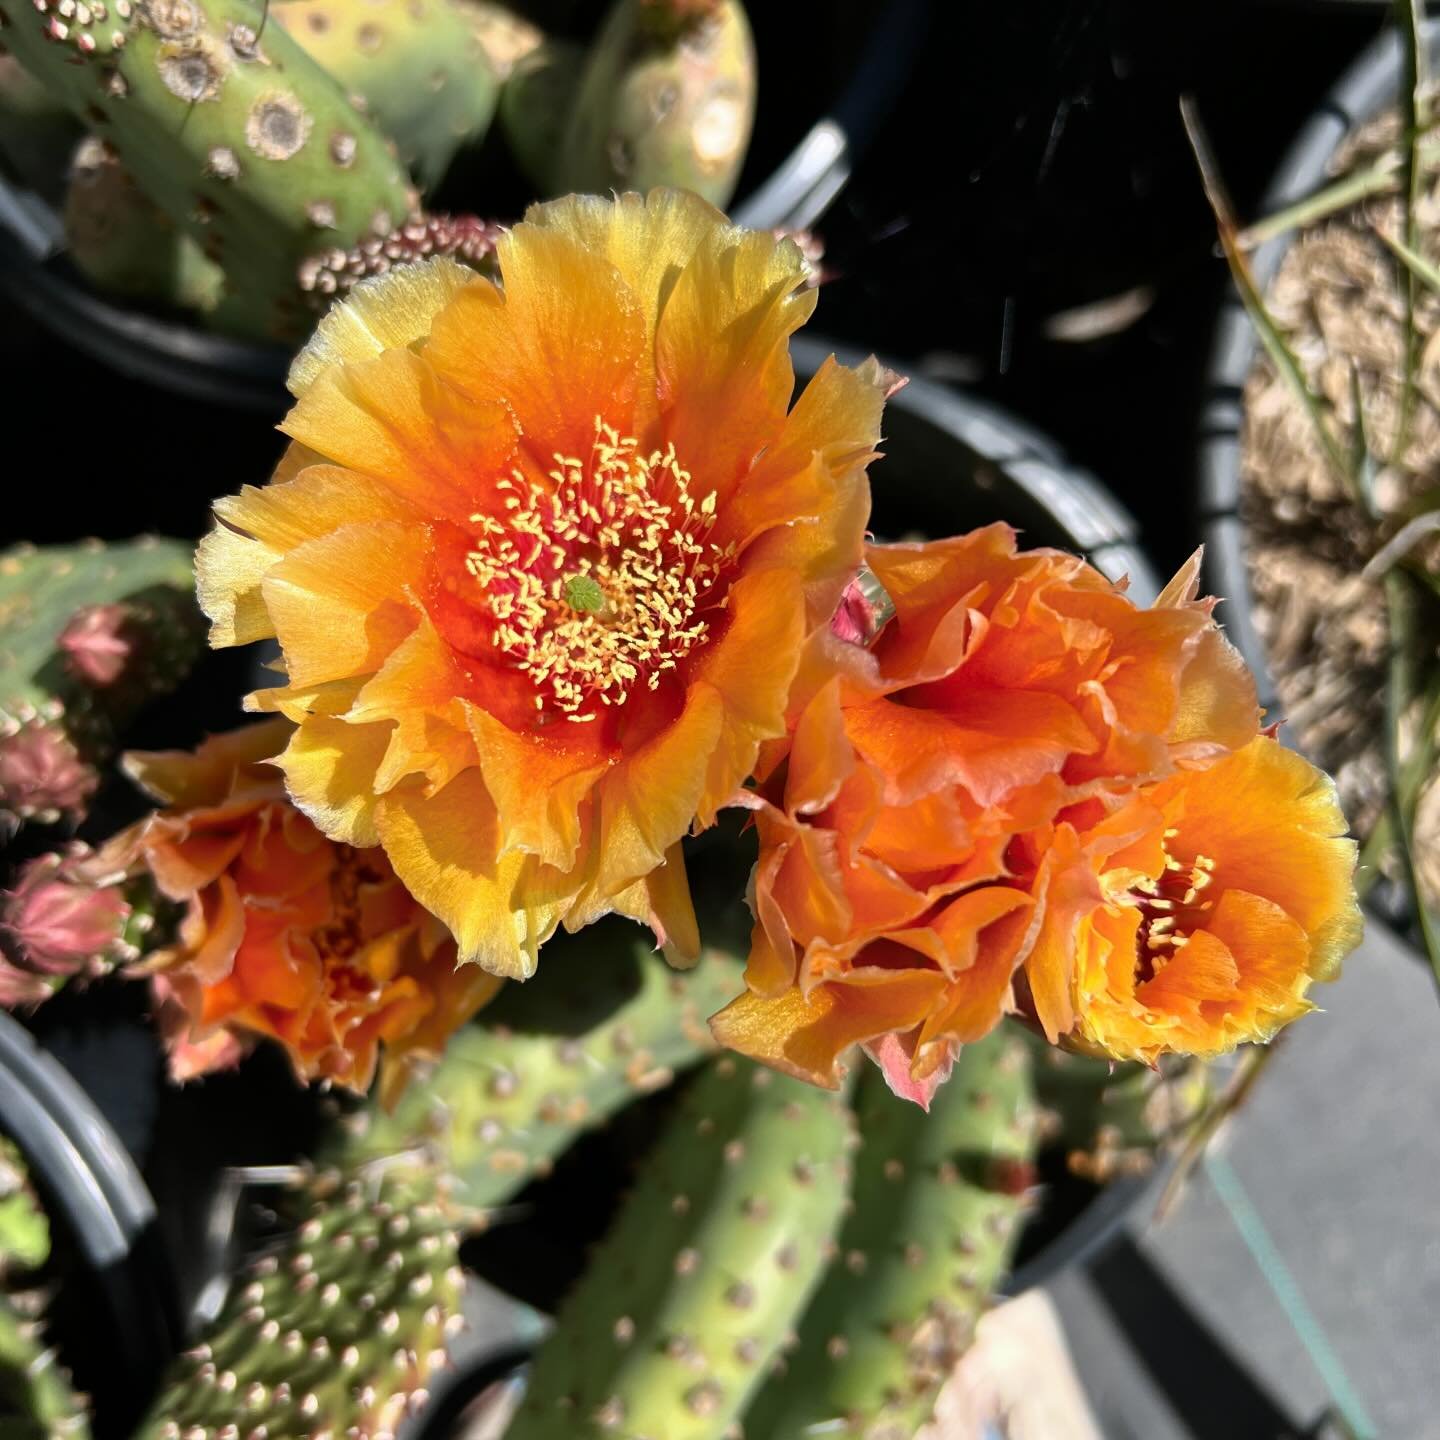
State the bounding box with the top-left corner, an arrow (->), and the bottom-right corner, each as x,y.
505,1056 -> 854,1440
135,1166 -> 462,1440
1,848 -> 131,979
742,1029 -> 1039,1440
831,565 -> 895,649
299,212 -> 502,302
0,723 -> 97,831
57,604 -> 134,689
556,0 -> 756,208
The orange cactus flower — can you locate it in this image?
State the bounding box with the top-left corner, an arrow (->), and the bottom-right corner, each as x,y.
712,528 -> 1266,1101
1021,735 -> 1362,1065
120,720 -> 501,1098
196,189 -> 888,979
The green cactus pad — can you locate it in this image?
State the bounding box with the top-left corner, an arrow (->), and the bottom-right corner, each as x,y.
0,1293 -> 91,1439
557,0 -> 755,208
273,0 -> 500,192
505,1055 -> 854,1440
0,1140 -> 90,1440
136,1166 -> 461,1440
498,36 -> 583,194
325,922 -> 746,1215
742,1030 -> 1038,1440
63,139 -> 225,311
0,0 -> 413,336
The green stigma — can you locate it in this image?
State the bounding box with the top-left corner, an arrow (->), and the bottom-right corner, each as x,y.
563,575 -> 606,614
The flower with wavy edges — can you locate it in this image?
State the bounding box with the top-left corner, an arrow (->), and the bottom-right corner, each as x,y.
712,530 -> 1266,1102
197,189 -> 888,978
121,720 -> 500,1097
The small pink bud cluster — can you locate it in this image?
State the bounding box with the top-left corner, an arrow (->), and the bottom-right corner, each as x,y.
0,722 -> 98,828
58,602 -> 136,687
0,845 -> 133,1007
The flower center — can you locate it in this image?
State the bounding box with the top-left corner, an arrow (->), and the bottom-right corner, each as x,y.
315,844 -> 388,963
1128,830 -> 1217,985
465,417 -> 730,723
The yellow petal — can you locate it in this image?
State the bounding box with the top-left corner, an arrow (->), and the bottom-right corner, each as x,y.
374,772 -> 562,978
275,716 -> 394,847
287,255 -> 478,396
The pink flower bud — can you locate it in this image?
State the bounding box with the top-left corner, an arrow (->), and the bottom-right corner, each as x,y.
2,849 -> 129,977
830,566 -> 896,649
59,603 -> 134,687
0,723 -> 98,825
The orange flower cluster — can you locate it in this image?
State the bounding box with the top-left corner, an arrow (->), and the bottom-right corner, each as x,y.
712,528 -> 1362,1101
184,186 -> 1360,1102
118,720 -> 500,1098
197,189 -> 885,981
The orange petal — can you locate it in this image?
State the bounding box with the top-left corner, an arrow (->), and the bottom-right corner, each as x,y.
374,772 -> 562,978
261,522 -> 426,689
424,223 -> 645,465
709,967 -> 948,1088
655,225 -> 815,497
282,348 -> 521,525
123,719 -> 291,808
287,256 -> 478,396
275,716 -> 394,848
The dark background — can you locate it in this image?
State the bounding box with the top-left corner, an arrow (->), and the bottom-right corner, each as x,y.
0,0 -> 1392,579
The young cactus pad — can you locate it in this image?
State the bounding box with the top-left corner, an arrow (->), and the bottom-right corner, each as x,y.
741,1029 -> 1038,1440
135,1166 -> 462,1440
505,1056 -> 855,1440
557,0 -> 755,208
0,0 -> 413,334
272,0 -> 500,192
0,539 -> 201,825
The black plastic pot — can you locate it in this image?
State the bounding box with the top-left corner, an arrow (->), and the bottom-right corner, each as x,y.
0,0 -> 930,411
0,1006 -> 175,1438
1197,21 -> 1440,932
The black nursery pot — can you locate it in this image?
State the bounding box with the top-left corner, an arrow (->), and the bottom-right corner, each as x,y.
0,0 -> 931,411
1197,20 -> 1440,931
0,1006 -> 175,1438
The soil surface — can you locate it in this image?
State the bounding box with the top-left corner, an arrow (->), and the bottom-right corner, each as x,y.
1240,100 -> 1440,901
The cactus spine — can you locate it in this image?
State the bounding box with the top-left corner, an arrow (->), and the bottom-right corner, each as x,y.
742,1030 -> 1038,1440
556,0 -> 755,208
0,0 -> 413,335
0,539 -> 201,827
272,0 -> 500,192
505,1056 -> 854,1440
326,925 -> 745,1214
135,1166 -> 462,1440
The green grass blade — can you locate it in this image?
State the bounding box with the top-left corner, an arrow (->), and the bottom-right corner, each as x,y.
1382,566 -> 1440,994
1181,96 -> 1355,490
1377,227 -> 1440,295
1391,0 -> 1427,466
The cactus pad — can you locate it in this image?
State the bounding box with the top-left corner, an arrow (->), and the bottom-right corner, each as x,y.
327,923 -> 745,1215
0,0 -> 413,335
742,1030 -> 1038,1440
505,1055 -> 854,1440
136,1166 -> 462,1440
557,0 -> 755,208
273,0 -> 500,192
